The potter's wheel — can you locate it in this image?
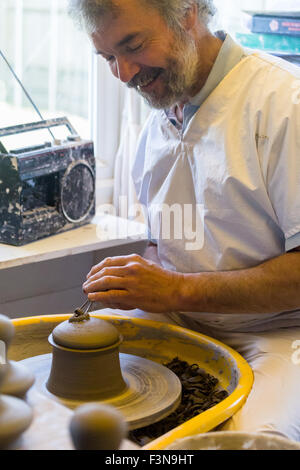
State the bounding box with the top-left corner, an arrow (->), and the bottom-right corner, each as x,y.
20,352 -> 182,430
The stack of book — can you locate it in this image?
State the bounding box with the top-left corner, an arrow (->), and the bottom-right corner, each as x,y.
237,11 -> 300,66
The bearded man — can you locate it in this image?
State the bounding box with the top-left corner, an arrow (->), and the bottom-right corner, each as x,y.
69,0 -> 300,441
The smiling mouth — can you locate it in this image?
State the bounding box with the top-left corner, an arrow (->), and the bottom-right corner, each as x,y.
137,70 -> 162,91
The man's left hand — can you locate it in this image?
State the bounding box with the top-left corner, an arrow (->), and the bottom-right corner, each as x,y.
82,254 -> 184,313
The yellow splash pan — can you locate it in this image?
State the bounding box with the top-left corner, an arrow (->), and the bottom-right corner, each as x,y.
9,313 -> 253,450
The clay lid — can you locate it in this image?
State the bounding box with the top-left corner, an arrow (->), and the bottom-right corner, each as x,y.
52,317 -> 121,350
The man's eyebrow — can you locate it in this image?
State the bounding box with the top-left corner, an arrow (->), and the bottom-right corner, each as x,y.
116,32 -> 140,48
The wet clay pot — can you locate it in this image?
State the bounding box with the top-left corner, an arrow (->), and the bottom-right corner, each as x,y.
0,315 -> 33,449
46,316 -> 127,401
0,314 -> 34,398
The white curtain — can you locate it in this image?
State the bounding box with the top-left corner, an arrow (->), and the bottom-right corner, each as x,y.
113,88 -> 149,222
91,55 -> 149,219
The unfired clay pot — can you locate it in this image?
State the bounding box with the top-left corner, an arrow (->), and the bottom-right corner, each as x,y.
46,316 -> 127,400
0,395 -> 33,449
0,314 -> 34,398
0,315 -> 33,449
70,402 -> 128,450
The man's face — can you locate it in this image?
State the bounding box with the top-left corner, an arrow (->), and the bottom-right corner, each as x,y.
91,0 -> 199,109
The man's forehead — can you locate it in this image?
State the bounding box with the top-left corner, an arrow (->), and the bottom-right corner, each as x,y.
100,0 -> 151,20
91,1 -> 162,52
113,0 -> 148,12
93,0 -> 161,31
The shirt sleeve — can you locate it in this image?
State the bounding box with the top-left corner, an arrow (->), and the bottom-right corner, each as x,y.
258,66 -> 300,253
286,232 -> 300,251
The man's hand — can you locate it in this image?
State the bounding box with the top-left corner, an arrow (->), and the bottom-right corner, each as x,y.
83,249 -> 300,316
82,254 -> 184,313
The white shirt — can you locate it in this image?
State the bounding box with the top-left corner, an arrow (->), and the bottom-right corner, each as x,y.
132,45 -> 300,332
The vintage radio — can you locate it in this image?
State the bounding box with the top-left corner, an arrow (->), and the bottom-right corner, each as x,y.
0,117 -> 95,246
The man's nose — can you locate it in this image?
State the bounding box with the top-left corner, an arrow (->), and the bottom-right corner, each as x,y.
111,57 -> 140,84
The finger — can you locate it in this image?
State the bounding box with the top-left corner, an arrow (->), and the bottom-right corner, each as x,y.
87,254 -> 143,278
87,256 -> 129,278
87,290 -> 130,306
85,266 -> 130,284
83,276 -> 128,294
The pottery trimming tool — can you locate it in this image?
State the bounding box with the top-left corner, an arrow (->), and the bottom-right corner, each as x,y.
71,299 -> 107,321
71,299 -> 94,322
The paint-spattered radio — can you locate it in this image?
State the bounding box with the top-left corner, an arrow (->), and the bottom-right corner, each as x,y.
0,117 -> 95,246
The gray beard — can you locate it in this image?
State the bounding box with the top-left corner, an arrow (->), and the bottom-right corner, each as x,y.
135,70 -> 190,109
128,39 -> 199,110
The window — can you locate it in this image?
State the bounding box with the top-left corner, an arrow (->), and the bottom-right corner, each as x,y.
0,0 -> 91,139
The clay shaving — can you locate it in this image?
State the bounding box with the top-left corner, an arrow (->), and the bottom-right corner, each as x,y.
129,357 -> 228,446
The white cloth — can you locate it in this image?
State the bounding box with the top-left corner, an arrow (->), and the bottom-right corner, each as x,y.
217,327 -> 300,441
132,50 -> 300,333
113,88 -> 149,223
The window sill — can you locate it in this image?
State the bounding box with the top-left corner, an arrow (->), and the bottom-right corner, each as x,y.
0,214 -> 147,271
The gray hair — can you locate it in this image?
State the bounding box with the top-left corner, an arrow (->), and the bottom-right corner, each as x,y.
68,0 -> 216,34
